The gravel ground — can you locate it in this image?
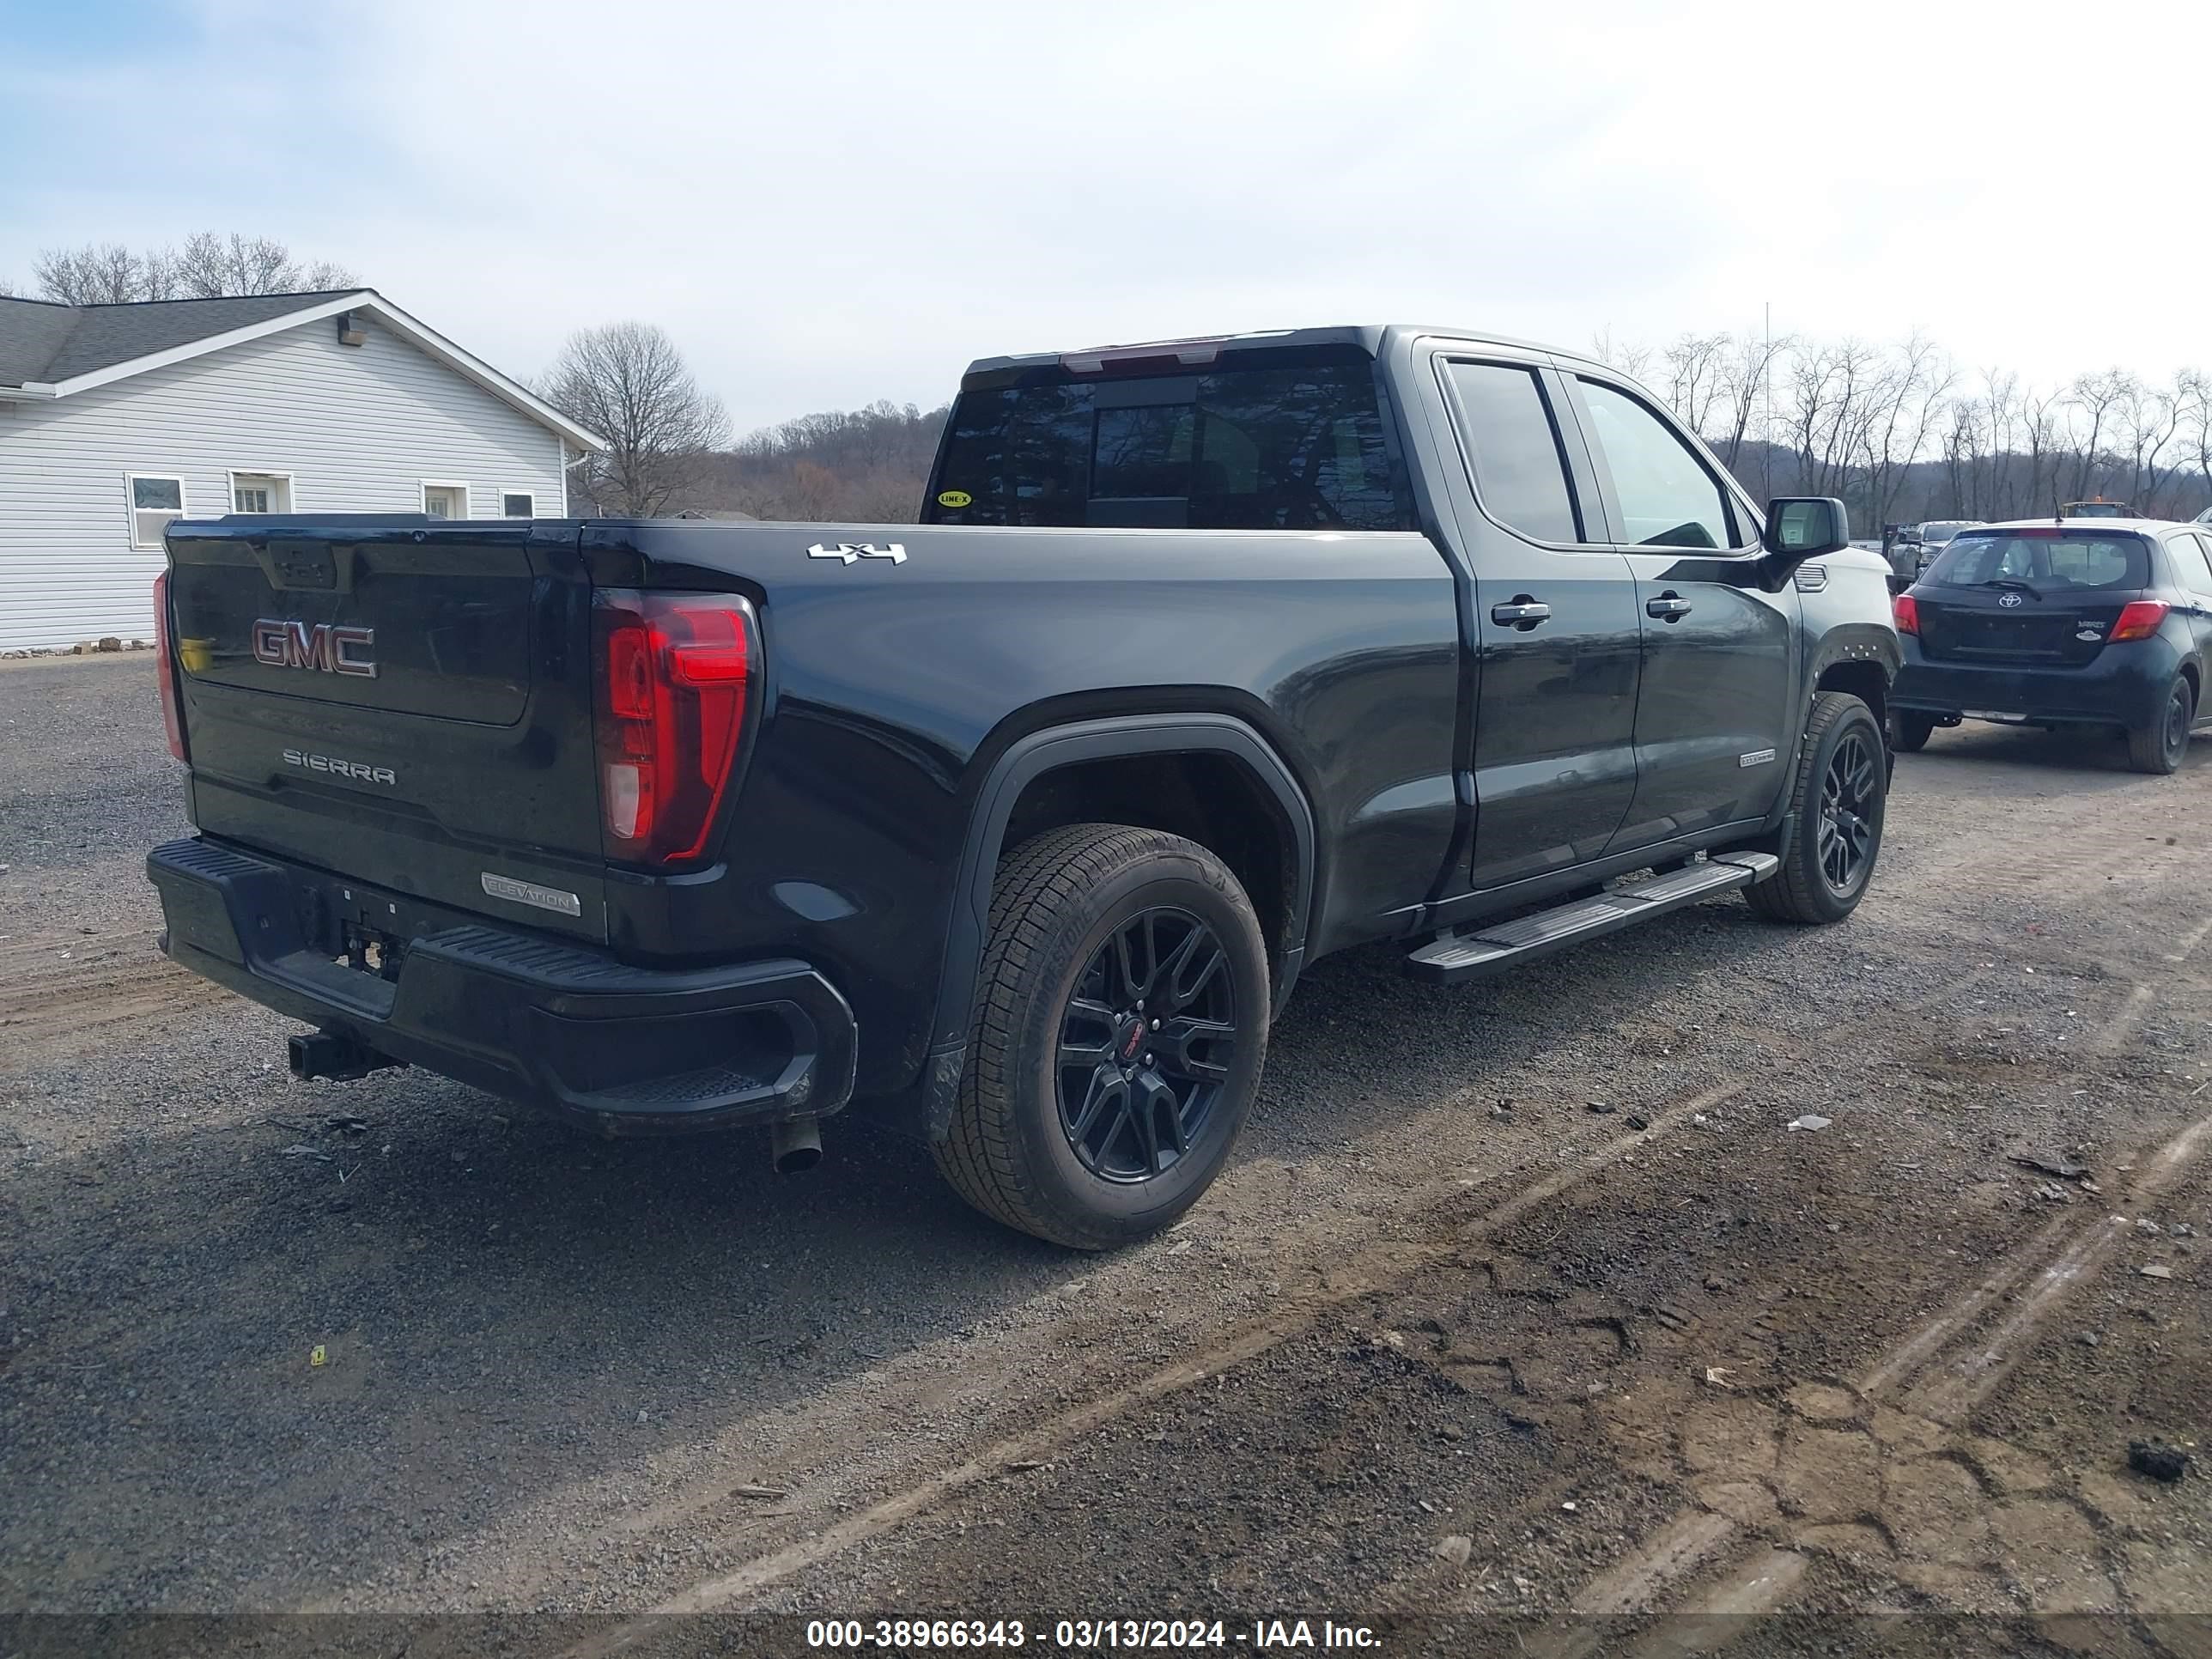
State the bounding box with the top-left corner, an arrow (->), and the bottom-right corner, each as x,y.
3,656 -> 2209,1658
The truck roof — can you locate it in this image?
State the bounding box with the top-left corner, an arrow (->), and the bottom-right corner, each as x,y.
960,323 -> 1595,387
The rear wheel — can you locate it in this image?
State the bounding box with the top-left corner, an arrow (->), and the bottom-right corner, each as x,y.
1747,691 -> 1887,925
2127,677 -> 2194,775
1891,709 -> 1937,753
934,823 -> 1269,1249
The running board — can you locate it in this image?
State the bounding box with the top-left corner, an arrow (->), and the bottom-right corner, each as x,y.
1405,852 -> 1780,986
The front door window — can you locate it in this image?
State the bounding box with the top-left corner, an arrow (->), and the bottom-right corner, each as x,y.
1577,380 -> 1738,550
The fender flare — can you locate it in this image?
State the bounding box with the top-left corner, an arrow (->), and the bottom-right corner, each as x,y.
920,714 -> 1317,1140
1805,623 -> 1902,694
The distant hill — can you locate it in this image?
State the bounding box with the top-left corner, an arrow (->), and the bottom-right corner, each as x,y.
1721,439 -> 2212,530
665,394 -> 2212,532
681,400 -> 947,524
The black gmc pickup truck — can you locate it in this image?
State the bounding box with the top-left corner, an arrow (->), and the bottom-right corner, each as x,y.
148,325 -> 1899,1248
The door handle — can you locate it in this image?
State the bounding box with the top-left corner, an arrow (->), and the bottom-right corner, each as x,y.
1491,599 -> 1552,629
1646,592 -> 1694,622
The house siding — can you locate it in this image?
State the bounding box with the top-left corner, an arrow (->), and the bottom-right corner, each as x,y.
0,316 -> 570,649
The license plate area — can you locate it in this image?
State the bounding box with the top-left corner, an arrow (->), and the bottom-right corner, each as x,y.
287,875 -> 441,983
337,925 -> 406,984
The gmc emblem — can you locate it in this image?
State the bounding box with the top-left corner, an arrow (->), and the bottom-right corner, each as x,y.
252,618 -> 377,678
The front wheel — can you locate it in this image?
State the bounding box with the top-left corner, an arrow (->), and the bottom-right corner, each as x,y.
934,823 -> 1270,1249
1747,692 -> 1887,925
2127,677 -> 2194,775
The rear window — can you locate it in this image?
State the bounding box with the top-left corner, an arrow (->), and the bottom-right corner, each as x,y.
1927,531 -> 2150,593
924,349 -> 1416,532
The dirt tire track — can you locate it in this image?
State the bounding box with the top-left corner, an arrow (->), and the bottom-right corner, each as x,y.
564,935 -> 2057,1632
0,955 -> 229,1066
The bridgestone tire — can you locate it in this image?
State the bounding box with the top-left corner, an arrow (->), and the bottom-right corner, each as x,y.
1747,692 -> 1887,926
933,823 -> 1270,1250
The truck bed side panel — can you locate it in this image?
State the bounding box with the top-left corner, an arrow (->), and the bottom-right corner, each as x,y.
580,520 -> 1462,1093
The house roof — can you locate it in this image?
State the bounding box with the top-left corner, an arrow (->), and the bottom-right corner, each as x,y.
0,289 -> 605,452
0,291 -> 360,385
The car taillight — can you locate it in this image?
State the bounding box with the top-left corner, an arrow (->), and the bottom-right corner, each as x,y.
153,569 -> 187,762
2109,600 -> 2169,642
1892,593 -> 1918,635
592,591 -> 756,866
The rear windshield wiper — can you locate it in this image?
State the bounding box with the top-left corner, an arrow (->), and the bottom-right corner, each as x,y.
1978,579 -> 2045,600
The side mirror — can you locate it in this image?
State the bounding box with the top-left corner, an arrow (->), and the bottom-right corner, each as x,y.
1759,497 -> 1850,592
1765,496 -> 1850,560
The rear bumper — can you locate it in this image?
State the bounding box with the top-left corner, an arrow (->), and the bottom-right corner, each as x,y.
1892,639 -> 2178,728
146,836 -> 856,1134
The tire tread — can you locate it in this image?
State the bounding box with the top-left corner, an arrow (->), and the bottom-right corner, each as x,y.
2127,678 -> 2192,775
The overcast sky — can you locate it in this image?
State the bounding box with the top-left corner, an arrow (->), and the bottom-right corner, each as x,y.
3,0 -> 2208,434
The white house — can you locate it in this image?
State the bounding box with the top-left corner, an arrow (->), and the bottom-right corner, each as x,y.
0,289 -> 605,650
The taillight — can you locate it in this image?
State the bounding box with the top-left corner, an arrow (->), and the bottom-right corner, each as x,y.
592,591 -> 755,866
153,569 -> 187,762
2109,600 -> 2170,642
1892,593 -> 1919,635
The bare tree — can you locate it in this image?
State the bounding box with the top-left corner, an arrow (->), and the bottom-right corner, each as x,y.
1715,329 -> 1790,472
27,233 -> 353,303
1859,334 -> 1954,529
2114,380 -> 2180,516
2020,386 -> 2064,519
2179,370 -> 2212,506
1941,398 -> 1986,519
33,242 -> 161,303
174,231 -> 354,296
539,323 -> 730,516
1554,324 -> 2212,523
2063,370 -> 2132,502
699,400 -> 947,521
1785,339 -> 1887,501
1978,368 -> 2020,518
1588,330 -> 1653,382
1660,331 -> 1729,437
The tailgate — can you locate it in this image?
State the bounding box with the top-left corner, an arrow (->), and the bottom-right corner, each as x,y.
166,517 -> 610,941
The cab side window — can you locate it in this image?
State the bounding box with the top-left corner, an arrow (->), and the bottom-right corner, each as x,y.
1576,379 -> 1741,551
1444,362 -> 1585,544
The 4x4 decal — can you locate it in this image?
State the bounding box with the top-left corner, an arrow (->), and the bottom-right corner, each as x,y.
807,542 -> 906,565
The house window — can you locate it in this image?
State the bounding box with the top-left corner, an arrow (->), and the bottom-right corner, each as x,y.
422,483 -> 468,520
126,474 -> 185,549
501,491 -> 535,518
229,471 -> 292,514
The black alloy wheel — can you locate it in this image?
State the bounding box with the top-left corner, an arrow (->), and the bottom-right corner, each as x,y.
1818,729 -> 1880,895
1747,690 -> 1886,925
933,822 -> 1270,1249
1056,908 -> 1237,1183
